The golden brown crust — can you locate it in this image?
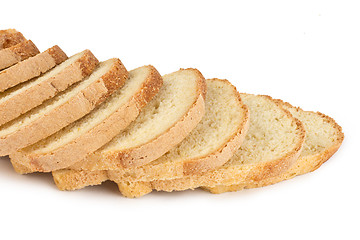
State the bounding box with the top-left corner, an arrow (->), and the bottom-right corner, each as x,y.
46,45 -> 68,65
12,64 -> 163,172
0,45 -> 68,92
52,169 -> 108,191
132,66 -> 163,110
9,40 -> 39,61
0,40 -> 40,70
0,50 -> 98,126
10,159 -> 32,174
1,58 -> 124,156
117,181 -> 152,198
181,68 -> 207,100
95,59 -> 129,104
0,29 -> 26,50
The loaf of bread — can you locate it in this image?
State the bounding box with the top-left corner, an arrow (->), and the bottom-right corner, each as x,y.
0,28 -> 343,199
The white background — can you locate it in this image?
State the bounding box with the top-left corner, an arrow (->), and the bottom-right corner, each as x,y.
0,0 -> 358,239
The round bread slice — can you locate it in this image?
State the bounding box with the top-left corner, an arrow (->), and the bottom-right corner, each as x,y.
11,65 -> 163,172
51,78 -> 250,192
117,93 -> 305,198
0,45 -> 67,92
205,100 -> 344,194
0,49 -> 99,126
0,40 -> 40,70
69,68 -> 206,170
0,29 -> 26,50
0,58 -> 127,156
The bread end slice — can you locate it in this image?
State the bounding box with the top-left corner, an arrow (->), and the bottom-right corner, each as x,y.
0,29 -> 26,50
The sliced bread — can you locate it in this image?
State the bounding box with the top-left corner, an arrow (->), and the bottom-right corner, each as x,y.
68,68 -> 206,170
0,29 -> 26,50
116,94 -> 306,197
0,45 -> 67,92
52,78 -> 250,191
0,50 -> 98,126
0,58 -> 127,156
205,100 -> 344,194
11,65 -> 162,172
0,40 -> 40,70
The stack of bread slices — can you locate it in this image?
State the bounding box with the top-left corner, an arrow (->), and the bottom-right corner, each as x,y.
0,29 -> 344,198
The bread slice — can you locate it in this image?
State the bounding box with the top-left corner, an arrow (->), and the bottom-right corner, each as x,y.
0,50 -> 98,126
68,68 -> 206,170
204,100 -> 344,194
52,78 -> 250,191
0,45 -> 67,92
0,40 -> 40,70
11,65 -> 162,172
0,58 -> 127,156
115,94 -> 305,197
0,29 -> 26,50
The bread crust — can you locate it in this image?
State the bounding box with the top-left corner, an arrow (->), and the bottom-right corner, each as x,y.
69,68 -> 207,170
0,29 -> 26,50
52,169 -> 108,191
46,45 -> 68,65
0,40 -> 40,70
204,102 -> 344,194
12,65 -> 162,172
0,50 -> 99,126
0,45 -> 68,92
1,58 -> 125,156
